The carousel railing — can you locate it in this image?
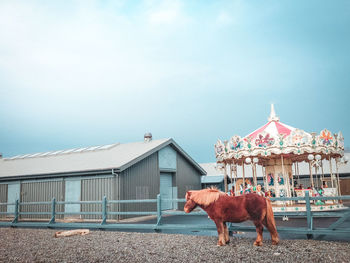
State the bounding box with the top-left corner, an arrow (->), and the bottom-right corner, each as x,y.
0,193 -> 349,239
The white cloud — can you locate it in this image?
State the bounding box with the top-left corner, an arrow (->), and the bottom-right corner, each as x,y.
216,11 -> 233,26
145,0 -> 188,25
0,0 -> 208,127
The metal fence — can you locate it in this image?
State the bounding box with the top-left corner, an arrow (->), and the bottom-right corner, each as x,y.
0,192 -> 349,239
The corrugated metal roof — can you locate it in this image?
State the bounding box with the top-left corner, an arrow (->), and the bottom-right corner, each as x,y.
0,138 -> 206,179
200,162 -> 254,178
201,175 -> 224,183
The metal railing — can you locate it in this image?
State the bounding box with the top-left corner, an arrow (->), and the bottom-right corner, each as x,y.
0,192 -> 349,239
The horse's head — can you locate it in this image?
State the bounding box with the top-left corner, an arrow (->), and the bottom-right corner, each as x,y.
184,191 -> 198,213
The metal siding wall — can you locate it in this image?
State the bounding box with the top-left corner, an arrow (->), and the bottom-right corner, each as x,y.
340,178 -> 350,195
120,153 -> 159,219
20,180 -> 64,219
176,153 -> 201,209
81,176 -> 117,220
0,184 -> 7,218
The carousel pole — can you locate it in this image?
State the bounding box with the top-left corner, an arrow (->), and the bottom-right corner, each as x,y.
321,159 -> 325,182
263,165 -> 268,192
335,159 -> 342,196
252,158 -> 258,186
297,162 -> 300,186
242,161 -> 246,193
291,162 -> 296,197
233,163 -> 238,195
230,163 -> 233,183
251,164 -> 255,187
308,163 -> 314,189
281,155 -> 286,192
308,155 -> 315,189
314,162 -> 318,189
293,162 -> 296,185
224,162 -> 228,193
254,164 -> 258,186
329,156 -> 334,189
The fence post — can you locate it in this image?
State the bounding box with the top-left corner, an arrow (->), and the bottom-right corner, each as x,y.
49,198 -> 56,224
12,199 -> 19,224
156,194 -> 162,226
305,190 -> 313,239
101,196 -> 107,225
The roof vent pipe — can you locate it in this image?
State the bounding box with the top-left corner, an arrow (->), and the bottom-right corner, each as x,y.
144,133 -> 152,142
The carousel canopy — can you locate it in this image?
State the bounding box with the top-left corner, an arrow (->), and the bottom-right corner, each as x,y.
247,117 -> 296,141
215,104 -> 344,163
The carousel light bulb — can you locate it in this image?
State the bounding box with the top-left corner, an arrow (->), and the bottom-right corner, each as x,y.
245,157 -> 252,164
315,154 -> 321,160
343,156 -> 349,163
253,157 -> 259,163
308,154 -> 314,161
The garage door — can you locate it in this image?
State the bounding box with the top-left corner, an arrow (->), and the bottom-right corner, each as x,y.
160,173 -> 173,210
7,182 -> 20,214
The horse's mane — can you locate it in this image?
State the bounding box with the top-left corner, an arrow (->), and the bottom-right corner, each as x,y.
187,187 -> 226,206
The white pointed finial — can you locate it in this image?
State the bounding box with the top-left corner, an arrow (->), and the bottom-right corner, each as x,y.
268,103 -> 279,122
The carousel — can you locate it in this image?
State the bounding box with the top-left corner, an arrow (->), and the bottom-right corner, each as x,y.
214,104 -> 348,212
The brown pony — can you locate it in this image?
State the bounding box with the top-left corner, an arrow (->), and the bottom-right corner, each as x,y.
184,188 -> 279,246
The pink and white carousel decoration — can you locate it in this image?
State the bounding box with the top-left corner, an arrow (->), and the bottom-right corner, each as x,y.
214,104 -> 347,212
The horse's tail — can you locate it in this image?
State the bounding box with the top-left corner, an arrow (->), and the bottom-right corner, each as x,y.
265,198 -> 279,245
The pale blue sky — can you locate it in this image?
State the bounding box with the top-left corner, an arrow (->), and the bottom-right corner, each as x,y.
0,0 -> 349,163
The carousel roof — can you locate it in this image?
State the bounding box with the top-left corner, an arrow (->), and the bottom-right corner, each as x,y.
246,121 -> 295,140
215,104 -> 344,163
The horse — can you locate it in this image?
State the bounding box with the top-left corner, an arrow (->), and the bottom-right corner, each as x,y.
184,188 -> 279,246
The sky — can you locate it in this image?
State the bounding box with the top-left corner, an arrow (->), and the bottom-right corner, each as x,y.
0,0 -> 349,163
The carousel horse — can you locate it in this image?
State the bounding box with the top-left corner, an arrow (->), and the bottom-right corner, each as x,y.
184,188 -> 279,246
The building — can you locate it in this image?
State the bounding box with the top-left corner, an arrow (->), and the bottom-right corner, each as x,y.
199,163 -> 232,191
0,135 -> 206,220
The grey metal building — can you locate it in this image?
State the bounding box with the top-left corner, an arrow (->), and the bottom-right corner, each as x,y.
0,136 -> 206,220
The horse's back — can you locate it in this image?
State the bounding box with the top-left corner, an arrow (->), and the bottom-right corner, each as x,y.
244,193 -> 267,220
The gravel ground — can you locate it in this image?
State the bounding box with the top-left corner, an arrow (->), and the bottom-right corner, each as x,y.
0,228 -> 349,263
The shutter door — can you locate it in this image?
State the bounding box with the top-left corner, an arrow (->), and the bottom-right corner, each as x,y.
160,173 -> 173,210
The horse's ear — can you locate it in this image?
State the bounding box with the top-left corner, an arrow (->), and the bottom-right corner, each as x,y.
185,191 -> 192,200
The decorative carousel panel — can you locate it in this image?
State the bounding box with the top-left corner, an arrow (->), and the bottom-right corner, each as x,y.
214,140 -> 225,157
318,129 -> 334,147
243,136 -> 254,152
229,136 -> 243,151
287,129 -> 311,146
254,131 -> 275,148
249,148 -> 273,157
337,131 -> 344,149
277,134 -> 286,149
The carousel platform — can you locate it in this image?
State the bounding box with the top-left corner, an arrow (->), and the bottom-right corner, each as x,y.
272,202 -> 347,213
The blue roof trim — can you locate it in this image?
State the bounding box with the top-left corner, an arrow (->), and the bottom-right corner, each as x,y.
201,175 -> 224,183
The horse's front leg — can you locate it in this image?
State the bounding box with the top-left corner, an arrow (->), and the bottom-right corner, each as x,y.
214,220 -> 226,246
223,223 -> 230,244
253,220 -> 264,246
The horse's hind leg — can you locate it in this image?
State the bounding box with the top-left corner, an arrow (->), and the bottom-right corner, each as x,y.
262,212 -> 279,245
253,220 -> 264,246
223,223 -> 230,244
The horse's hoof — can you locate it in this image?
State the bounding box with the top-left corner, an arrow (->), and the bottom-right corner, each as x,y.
253,241 -> 262,246
272,240 -> 279,245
